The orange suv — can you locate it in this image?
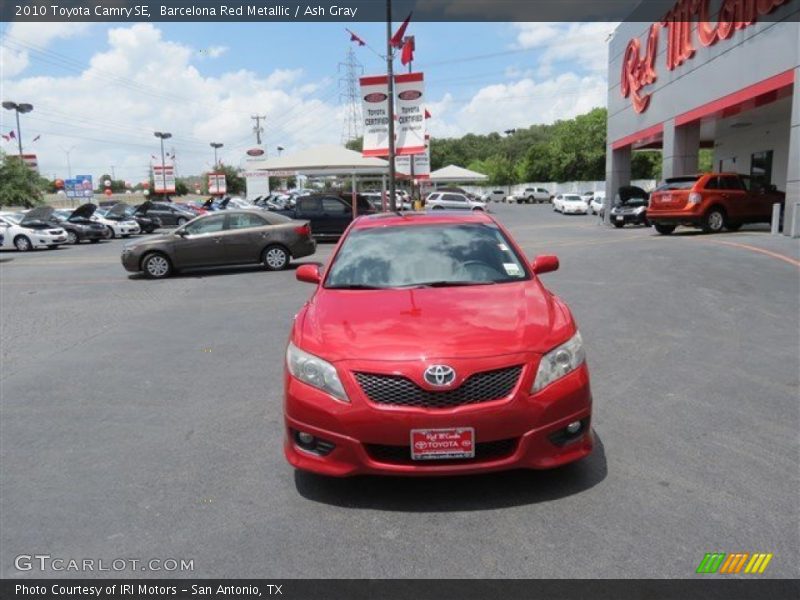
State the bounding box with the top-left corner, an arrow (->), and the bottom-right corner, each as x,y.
646,173 -> 785,235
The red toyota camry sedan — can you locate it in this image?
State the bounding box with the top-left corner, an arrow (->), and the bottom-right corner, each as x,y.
284,211 -> 593,476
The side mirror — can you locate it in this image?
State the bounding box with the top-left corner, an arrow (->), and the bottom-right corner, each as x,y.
296,264 -> 322,284
532,255 -> 559,275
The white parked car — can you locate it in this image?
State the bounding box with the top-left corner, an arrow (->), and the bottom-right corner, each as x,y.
425,192 -> 487,211
0,211 -> 68,251
92,208 -> 140,238
590,192 -> 606,215
581,191 -> 596,205
509,187 -> 550,204
553,194 -> 589,215
481,190 -> 507,203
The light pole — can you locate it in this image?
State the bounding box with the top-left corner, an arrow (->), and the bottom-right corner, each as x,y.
154,131 -> 172,198
2,101 -> 34,156
386,0 -> 397,212
277,145 -> 284,157
210,142 -> 223,168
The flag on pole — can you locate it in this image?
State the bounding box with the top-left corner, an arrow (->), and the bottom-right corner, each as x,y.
346,28 -> 366,46
400,36 -> 415,66
390,12 -> 412,49
32,135 -> 41,142
424,109 -> 432,119
9,130 -> 16,139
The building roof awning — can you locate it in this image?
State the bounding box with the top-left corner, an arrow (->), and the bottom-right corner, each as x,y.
254,145 -> 389,176
429,164 -> 489,183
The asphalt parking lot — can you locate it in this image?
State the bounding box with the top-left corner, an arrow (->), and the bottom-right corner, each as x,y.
1,204 -> 798,579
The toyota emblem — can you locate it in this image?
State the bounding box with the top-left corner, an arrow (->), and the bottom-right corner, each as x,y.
424,365 -> 456,387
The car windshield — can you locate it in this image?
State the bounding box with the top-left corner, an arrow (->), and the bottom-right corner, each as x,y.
621,198 -> 648,207
325,223 -> 529,289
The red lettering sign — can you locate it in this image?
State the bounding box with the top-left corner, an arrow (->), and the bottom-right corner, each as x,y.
620,0 -> 788,111
621,24 -> 660,113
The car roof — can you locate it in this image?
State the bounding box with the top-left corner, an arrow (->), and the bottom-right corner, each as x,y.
352,211 -> 495,230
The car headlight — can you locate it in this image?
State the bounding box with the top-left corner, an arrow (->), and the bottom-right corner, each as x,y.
286,341 -> 348,402
531,331 -> 585,393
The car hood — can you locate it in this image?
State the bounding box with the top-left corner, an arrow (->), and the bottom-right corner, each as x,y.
296,281 -> 573,362
106,202 -> 131,217
71,203 -> 97,219
21,206 -> 55,225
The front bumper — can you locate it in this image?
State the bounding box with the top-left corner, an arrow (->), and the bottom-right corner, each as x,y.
563,205 -> 588,214
611,212 -> 648,225
284,358 -> 593,477
121,250 -> 143,272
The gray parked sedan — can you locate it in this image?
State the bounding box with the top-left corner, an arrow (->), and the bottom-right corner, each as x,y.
121,210 -> 316,278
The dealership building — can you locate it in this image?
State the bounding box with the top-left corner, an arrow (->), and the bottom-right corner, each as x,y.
606,0 -> 800,235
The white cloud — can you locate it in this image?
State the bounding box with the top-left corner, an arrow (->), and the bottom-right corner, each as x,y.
203,45 -> 229,59
427,73 -> 607,139
0,22 -> 92,78
1,24 -> 343,182
513,22 -> 618,75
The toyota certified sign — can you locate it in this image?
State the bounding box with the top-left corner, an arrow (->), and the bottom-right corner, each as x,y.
246,148 -> 264,156
398,90 -> 422,101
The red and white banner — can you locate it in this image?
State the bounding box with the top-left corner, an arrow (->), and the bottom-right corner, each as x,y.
395,72 -> 426,155
395,147 -> 430,180
20,154 -> 38,173
208,172 -> 227,195
360,75 -> 391,157
152,165 -> 175,193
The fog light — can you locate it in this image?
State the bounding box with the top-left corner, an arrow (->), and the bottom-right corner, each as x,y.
297,431 -> 315,445
566,421 -> 582,434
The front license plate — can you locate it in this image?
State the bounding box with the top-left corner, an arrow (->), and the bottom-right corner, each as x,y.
410,427 -> 475,460
615,216 -> 624,222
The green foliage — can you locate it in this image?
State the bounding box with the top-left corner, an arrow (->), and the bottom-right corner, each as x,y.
0,152 -> 45,207
632,151 -> 662,180
95,174 -> 128,193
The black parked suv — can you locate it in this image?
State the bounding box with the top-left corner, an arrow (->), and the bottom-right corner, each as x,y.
609,186 -> 650,228
275,193 -> 375,239
135,201 -> 196,227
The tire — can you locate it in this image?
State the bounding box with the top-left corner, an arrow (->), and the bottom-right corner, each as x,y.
431,205 -> 444,210
14,235 -> 32,252
66,230 -> 79,245
106,226 -> 115,239
262,245 -> 290,271
702,207 -> 726,233
176,217 -> 187,226
613,221 -> 625,228
726,222 -> 742,232
654,223 -> 676,235
141,252 -> 172,279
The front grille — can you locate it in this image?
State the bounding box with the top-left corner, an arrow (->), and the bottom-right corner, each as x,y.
354,365 -> 522,409
365,438 -> 517,465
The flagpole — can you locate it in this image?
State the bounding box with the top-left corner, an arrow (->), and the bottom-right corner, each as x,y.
386,0 -> 397,212
406,40 -> 416,208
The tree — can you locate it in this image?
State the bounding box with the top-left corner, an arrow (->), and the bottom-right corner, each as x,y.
0,152 -> 45,207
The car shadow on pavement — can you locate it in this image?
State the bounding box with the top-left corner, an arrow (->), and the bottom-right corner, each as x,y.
294,434 -> 607,511
126,262 -> 319,280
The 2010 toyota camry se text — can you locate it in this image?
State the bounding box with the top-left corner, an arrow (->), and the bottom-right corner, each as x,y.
283,211 -> 593,476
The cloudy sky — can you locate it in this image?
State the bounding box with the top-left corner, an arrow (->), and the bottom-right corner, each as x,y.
0,21 -> 617,183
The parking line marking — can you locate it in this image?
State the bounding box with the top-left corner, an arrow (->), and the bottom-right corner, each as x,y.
700,240 -> 800,268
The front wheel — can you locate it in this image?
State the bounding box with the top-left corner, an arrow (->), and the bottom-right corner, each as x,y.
66,230 -> 79,244
105,226 -> 115,239
142,253 -> 172,279
431,205 -> 444,210
176,217 -> 187,226
262,245 -> 290,271
654,223 -> 676,235
14,235 -> 32,252
702,208 -> 726,233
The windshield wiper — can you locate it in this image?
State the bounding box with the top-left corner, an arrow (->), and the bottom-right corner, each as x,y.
326,284 -> 386,290
401,280 -> 498,288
